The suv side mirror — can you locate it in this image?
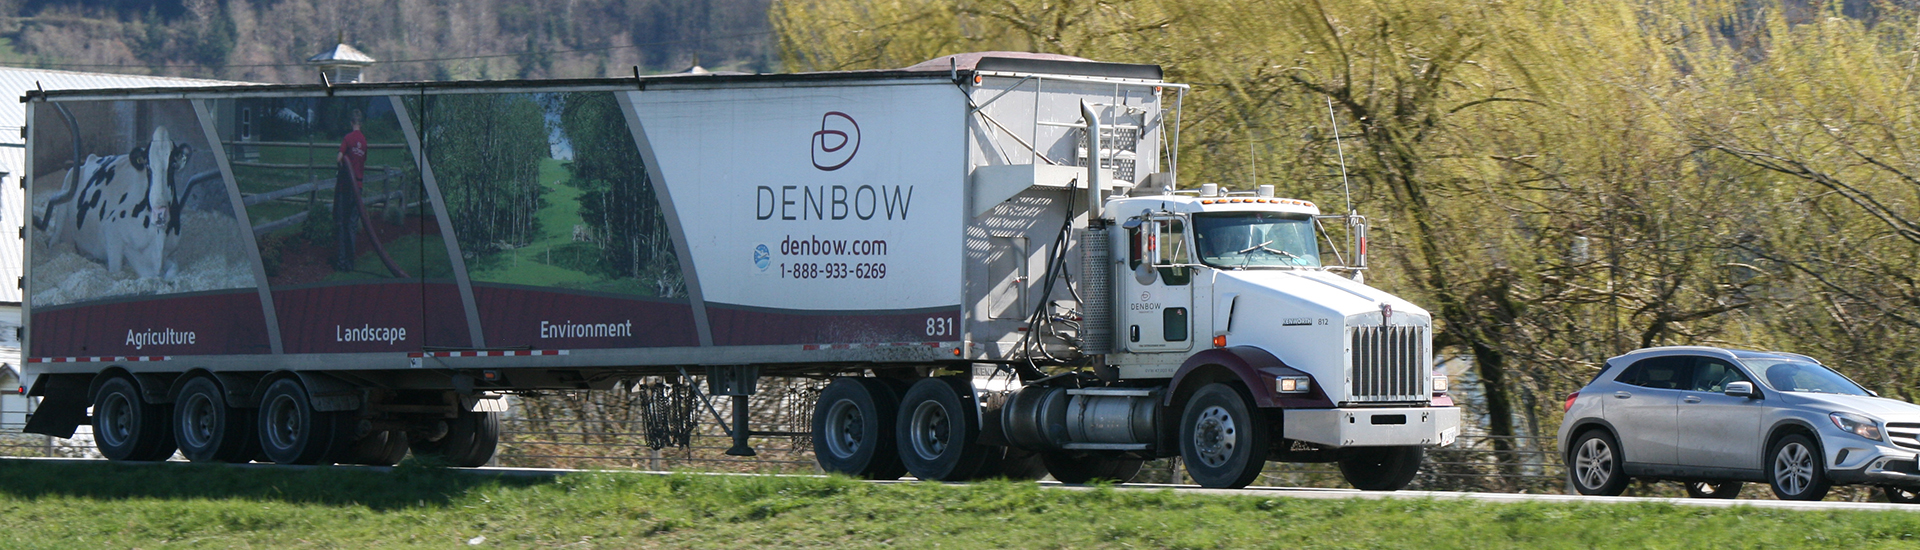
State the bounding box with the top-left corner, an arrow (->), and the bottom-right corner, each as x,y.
1725,381 -> 1758,399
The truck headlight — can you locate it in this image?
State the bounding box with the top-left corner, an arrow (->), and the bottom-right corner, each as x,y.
1432,375 -> 1449,394
1276,376 -> 1311,394
1830,412 -> 1883,441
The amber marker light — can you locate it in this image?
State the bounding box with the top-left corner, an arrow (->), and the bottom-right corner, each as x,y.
1212,334 -> 1227,348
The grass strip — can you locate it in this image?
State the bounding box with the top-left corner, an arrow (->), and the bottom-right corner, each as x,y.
0,459 -> 1915,549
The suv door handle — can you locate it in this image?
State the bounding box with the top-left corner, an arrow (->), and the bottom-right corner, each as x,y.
1614,391 -> 1632,399
1683,396 -> 1702,403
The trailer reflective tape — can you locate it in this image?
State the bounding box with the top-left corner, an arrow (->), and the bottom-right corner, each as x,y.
799,342 -> 947,351
27,356 -> 170,363
408,350 -> 571,358
406,350 -> 569,369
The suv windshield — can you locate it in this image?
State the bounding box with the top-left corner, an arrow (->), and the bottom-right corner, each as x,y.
1740,359 -> 1871,396
1192,212 -> 1321,268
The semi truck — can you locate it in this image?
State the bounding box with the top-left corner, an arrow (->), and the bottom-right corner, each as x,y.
18,51 -> 1458,489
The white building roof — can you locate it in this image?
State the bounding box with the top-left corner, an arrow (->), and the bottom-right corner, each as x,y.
306,44 -> 376,66
0,67 -> 253,303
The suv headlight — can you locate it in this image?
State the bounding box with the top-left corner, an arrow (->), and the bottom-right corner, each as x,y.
1830,412 -> 1884,441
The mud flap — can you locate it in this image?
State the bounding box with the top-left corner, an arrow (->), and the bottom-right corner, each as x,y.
23,374 -> 90,438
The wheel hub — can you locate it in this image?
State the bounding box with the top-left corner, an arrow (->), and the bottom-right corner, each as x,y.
1192,406 -> 1236,468
909,400 -> 951,461
266,395 -> 302,451
1574,437 -> 1613,489
181,393 -> 218,449
823,399 -> 863,459
97,393 -> 134,447
1775,442 -> 1814,496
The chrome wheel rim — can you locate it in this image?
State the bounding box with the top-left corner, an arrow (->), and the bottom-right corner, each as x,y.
1774,442 -> 1815,496
823,398 -> 863,459
1574,437 -> 1615,489
1192,405 -> 1237,468
265,394 -> 303,452
180,392 -> 218,450
908,400 -> 950,461
97,391 -> 134,448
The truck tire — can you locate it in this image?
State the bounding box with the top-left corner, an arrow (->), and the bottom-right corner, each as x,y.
92,376 -> 177,461
1767,433 -> 1831,501
990,446 -> 1050,481
339,430 -> 410,466
813,378 -> 907,479
175,376 -> 256,463
258,378 -> 338,465
410,410 -> 499,467
896,377 -> 989,481
1042,452 -> 1144,484
1338,446 -> 1423,491
1179,383 -> 1270,488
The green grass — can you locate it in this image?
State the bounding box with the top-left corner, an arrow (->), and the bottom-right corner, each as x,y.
0,460 -> 1916,549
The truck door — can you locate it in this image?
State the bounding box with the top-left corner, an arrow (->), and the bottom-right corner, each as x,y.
1122,216 -> 1194,352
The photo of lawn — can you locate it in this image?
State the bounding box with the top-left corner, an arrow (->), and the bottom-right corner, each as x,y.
0,460 -> 1916,549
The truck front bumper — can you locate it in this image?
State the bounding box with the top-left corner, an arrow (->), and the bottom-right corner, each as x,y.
1281,406 -> 1461,448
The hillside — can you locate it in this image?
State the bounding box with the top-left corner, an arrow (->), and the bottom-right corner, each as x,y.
0,0 -> 775,83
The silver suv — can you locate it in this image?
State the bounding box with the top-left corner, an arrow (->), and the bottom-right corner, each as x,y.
1558,346 -> 1920,501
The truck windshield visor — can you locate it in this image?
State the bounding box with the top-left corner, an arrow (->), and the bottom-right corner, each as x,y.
1193,212 -> 1321,268
1740,359 -> 1871,396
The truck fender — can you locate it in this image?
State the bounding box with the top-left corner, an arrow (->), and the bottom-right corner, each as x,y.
257,371 -> 363,412
162,370 -> 264,409
1163,347 -> 1335,411
79,367 -> 172,405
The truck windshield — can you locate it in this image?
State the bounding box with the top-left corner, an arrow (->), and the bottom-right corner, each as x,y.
1192,212 -> 1321,268
1739,359 -> 1871,396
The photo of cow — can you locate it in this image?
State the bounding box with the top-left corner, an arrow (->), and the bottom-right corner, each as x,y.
28,99 -> 258,308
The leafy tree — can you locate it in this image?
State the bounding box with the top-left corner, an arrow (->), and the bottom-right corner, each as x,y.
424,93 -> 548,254
559,92 -> 685,297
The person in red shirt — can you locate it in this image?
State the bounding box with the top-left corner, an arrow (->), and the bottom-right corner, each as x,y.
334,109 -> 367,271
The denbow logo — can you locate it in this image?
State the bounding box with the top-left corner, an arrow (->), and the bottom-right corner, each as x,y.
811,111 -> 860,171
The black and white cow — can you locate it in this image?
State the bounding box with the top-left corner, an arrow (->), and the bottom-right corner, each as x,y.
34,126 -> 193,279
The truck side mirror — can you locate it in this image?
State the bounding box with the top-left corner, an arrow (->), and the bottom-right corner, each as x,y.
1135,221 -> 1160,285
1725,381 -> 1758,399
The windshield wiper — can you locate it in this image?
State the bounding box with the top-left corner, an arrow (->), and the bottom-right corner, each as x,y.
1232,240 -> 1303,267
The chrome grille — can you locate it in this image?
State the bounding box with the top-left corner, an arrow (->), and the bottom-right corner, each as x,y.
1348,325 -> 1427,403
1887,423 -> 1920,451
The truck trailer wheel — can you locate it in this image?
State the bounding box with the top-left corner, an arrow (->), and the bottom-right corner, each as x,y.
1337,446 -> 1423,491
92,376 -> 177,461
258,378 -> 338,465
989,446 -> 1050,481
410,410 -> 499,467
812,378 -> 907,479
896,377 -> 989,481
338,430 -> 410,466
175,376 -> 257,463
1042,452 -> 1144,484
1179,383 -> 1270,488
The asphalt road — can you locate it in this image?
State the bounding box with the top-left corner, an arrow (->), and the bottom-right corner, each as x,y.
8,457 -> 1918,513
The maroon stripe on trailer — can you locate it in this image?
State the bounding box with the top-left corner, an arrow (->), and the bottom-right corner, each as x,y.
273,282 -> 454,354
470,285 -> 698,350
29,291 -> 271,358
706,304 -> 960,347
